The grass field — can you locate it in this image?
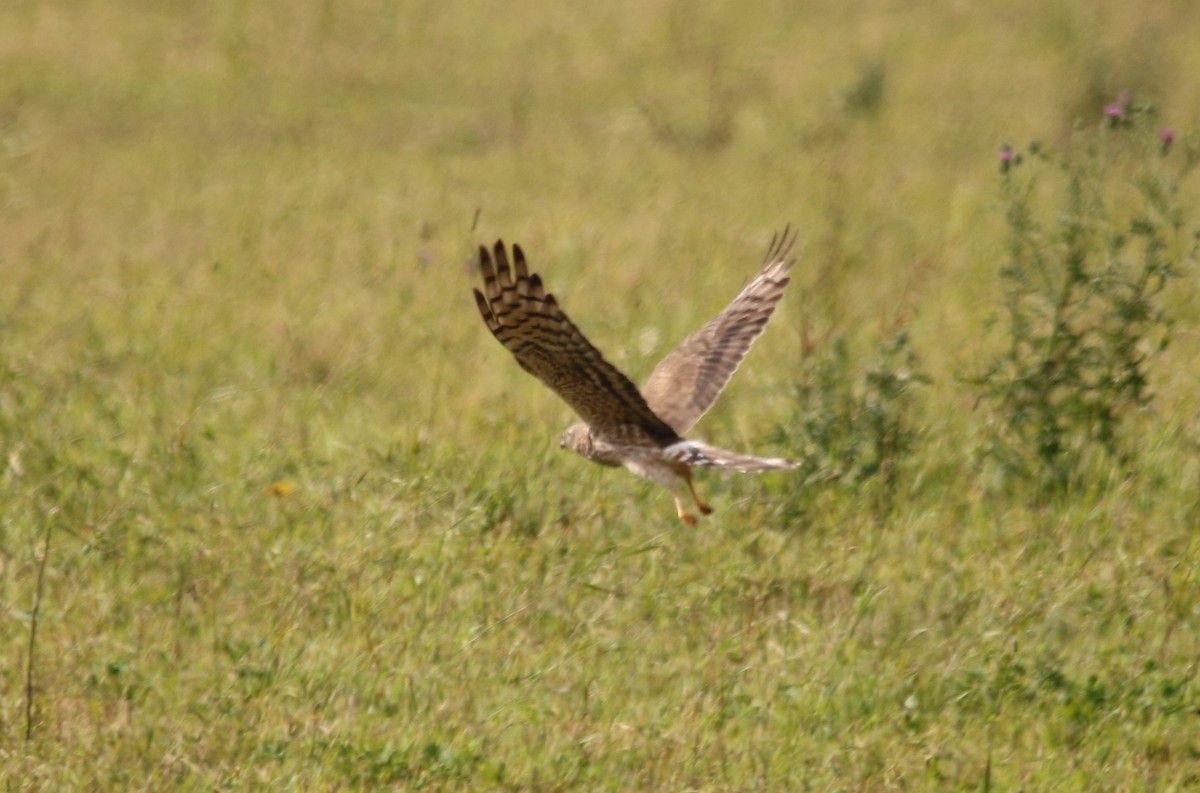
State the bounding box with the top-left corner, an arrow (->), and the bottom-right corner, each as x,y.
3,0 -> 1200,789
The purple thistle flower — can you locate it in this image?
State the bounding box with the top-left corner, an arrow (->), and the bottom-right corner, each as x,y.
1104,92 -> 1132,128
999,144 -> 1015,173
1160,128 -> 1175,153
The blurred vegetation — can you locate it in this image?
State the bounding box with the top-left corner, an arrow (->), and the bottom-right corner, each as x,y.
2,0 -> 1199,789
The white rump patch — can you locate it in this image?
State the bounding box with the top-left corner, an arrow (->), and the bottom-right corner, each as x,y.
663,440 -> 708,465
664,439 -> 798,472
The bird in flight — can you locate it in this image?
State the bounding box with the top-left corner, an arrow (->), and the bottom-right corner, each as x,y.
473,229 -> 799,524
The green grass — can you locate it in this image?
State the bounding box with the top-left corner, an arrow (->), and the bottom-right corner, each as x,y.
3,0 -> 1200,789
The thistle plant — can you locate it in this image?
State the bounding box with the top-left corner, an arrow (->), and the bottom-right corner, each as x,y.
970,97 -> 1198,495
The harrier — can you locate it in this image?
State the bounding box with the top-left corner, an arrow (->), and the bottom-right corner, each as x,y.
473,229 -> 799,524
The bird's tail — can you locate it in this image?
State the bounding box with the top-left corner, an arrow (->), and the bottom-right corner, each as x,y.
664,440 -> 798,473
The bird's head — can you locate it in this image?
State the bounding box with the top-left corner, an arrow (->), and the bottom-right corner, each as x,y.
559,423 -> 591,456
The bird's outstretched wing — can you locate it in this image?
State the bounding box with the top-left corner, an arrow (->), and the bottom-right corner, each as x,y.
641,227 -> 798,434
473,240 -> 679,443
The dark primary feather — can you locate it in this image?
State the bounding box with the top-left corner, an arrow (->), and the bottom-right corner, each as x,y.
641,227 -> 798,434
473,241 -> 679,444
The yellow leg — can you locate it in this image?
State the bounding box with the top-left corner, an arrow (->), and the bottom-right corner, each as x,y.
683,469 -> 713,516
674,495 -> 697,526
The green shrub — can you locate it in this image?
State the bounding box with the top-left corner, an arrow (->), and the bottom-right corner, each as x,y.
777,329 -> 927,517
